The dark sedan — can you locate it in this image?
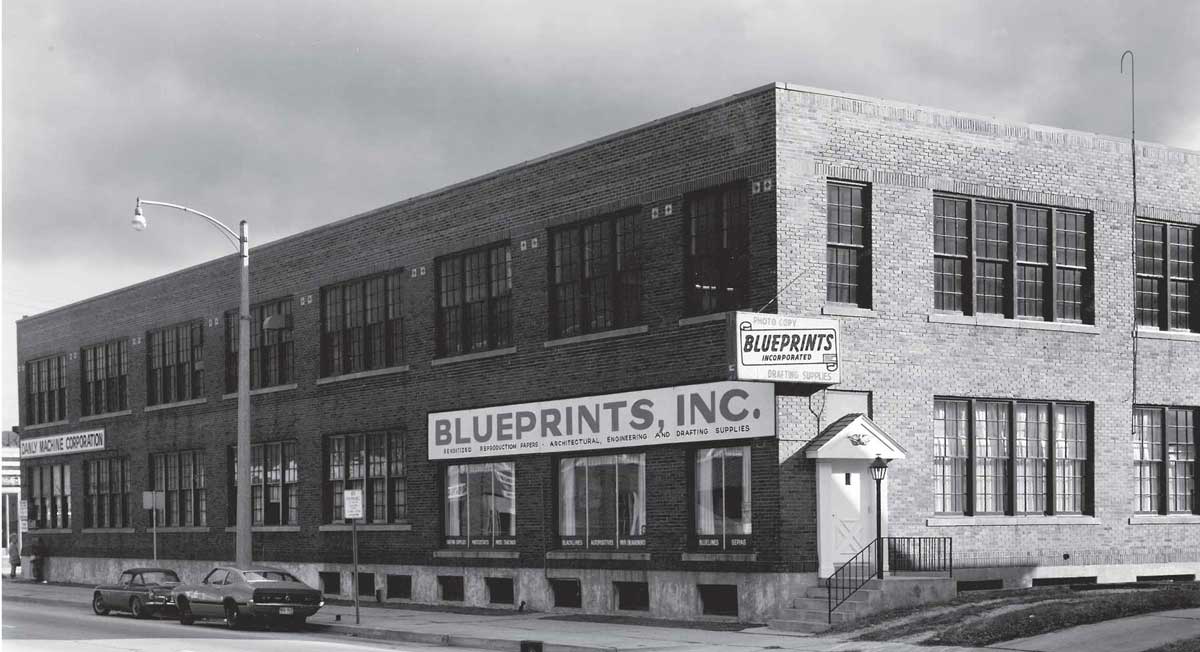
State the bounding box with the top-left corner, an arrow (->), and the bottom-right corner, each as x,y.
92,568 -> 180,619
172,566 -> 323,628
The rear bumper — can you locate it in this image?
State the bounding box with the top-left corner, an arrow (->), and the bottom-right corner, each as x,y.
246,602 -> 323,619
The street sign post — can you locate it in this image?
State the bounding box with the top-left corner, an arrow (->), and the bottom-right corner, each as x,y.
344,489 -> 364,625
142,491 -> 164,561
18,500 -> 28,534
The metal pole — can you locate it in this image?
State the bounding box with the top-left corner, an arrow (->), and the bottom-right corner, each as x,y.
236,220 -> 252,568
152,495 -> 157,562
352,519 -> 360,625
875,477 -> 883,580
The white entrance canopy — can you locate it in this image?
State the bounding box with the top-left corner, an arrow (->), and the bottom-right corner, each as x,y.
805,413 -> 907,462
805,414 -> 907,578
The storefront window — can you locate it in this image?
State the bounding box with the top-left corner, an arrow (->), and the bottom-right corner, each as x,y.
444,462 -> 515,547
558,454 -> 645,548
695,446 -> 751,549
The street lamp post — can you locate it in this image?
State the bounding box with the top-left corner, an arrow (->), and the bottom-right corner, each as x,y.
869,456 -> 889,580
133,199 -> 252,568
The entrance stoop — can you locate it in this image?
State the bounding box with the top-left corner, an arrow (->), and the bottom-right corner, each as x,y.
770,575 -> 956,633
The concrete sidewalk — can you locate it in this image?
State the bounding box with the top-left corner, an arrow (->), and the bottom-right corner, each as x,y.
992,607 -> 1200,652
0,577 -> 986,652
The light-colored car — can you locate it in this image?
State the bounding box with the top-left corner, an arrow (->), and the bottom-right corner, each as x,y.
92,568 -> 180,618
172,566 -> 323,628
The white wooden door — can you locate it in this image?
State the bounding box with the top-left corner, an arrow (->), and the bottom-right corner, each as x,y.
830,469 -> 868,562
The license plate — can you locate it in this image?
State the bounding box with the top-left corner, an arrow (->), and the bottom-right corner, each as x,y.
279,606 -> 294,615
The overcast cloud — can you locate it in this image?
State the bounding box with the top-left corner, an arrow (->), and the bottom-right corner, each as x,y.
3,0 -> 1198,426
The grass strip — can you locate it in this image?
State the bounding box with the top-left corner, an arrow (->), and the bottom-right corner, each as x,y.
1142,636 -> 1200,652
927,586 -> 1200,647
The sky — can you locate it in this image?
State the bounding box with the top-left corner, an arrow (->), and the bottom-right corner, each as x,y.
3,0 -> 1199,429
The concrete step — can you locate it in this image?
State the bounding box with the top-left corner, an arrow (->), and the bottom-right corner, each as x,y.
768,618 -> 831,634
791,594 -> 873,611
804,579 -> 881,599
776,607 -> 856,623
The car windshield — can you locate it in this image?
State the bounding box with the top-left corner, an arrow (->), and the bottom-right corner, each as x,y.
141,571 -> 179,584
243,571 -> 298,582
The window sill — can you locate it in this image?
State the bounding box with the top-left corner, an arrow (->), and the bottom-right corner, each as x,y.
822,304 -> 877,319
315,366 -> 411,386
926,515 -> 1098,527
223,525 -> 301,533
544,325 -> 649,348
927,313 -> 1098,334
678,312 -> 728,327
144,397 -> 208,413
1136,329 -> 1200,342
28,528 -> 72,534
22,420 -> 70,431
431,347 -> 517,366
80,410 -> 133,423
1128,514 -> 1200,525
545,550 -> 651,561
681,552 -> 758,562
318,523 -> 412,532
153,526 -> 212,533
433,549 -> 519,559
223,383 -> 301,398
81,527 -> 136,534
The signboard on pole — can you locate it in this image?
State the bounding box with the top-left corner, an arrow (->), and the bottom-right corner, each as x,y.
730,312 -> 841,385
142,491 -> 165,510
18,499 -> 28,533
343,490 -> 364,520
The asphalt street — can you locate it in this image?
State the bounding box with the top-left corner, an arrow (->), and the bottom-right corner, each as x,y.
1,598 -> 490,652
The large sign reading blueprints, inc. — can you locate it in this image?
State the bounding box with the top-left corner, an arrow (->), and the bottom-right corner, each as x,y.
731,312 -> 841,384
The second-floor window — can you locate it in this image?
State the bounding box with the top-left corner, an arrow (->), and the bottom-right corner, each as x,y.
436,243 -> 512,356
321,272 -> 405,377
1136,220 -> 1197,332
151,450 -> 207,527
550,211 -> 642,338
25,355 -> 67,425
826,182 -> 871,307
226,298 -> 294,391
81,340 -> 129,416
84,457 -> 130,528
684,182 -> 751,316
934,196 -> 1092,323
146,322 -> 204,406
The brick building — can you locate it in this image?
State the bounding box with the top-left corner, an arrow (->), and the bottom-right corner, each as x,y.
14,83 -> 1200,623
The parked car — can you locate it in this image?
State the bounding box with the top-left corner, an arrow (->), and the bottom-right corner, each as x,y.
92,568 -> 180,619
172,566 -> 323,628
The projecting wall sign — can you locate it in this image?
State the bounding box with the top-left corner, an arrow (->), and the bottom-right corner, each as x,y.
19,428 -> 106,459
428,381 -> 775,460
731,312 -> 841,385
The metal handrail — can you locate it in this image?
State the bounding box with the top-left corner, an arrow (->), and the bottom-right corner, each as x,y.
826,536 -> 953,623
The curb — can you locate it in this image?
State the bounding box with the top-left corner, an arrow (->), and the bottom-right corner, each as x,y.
5,591 -> 620,652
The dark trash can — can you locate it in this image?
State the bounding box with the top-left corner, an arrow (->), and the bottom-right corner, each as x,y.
520,640 -> 543,652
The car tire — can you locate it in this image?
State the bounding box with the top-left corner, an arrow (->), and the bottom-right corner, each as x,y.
130,596 -> 147,619
224,601 -> 243,629
92,593 -> 110,616
177,598 -> 195,626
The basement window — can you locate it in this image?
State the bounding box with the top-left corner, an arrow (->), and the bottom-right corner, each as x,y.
550,579 -> 582,608
485,577 -> 514,604
698,584 -> 738,617
614,581 -> 649,611
319,571 -> 341,595
439,575 -> 465,602
387,574 -> 412,599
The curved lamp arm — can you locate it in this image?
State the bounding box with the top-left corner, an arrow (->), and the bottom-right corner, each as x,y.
135,198 -> 243,250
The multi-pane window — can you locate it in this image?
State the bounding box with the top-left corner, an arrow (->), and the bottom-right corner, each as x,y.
27,463 -> 70,530
1136,220 -> 1197,332
84,458 -> 130,528
81,340 -> 129,416
1135,406 -> 1198,514
226,298 -> 294,391
933,398 -> 1091,516
446,462 -> 515,547
320,273 -> 405,377
694,447 -> 751,550
24,355 -> 67,425
436,244 -> 512,356
324,433 -> 405,523
152,451 -> 206,527
558,454 -> 645,549
550,212 -> 642,338
146,322 -> 204,406
684,182 -> 751,315
934,195 -> 1092,322
230,442 -> 297,526
826,182 -> 871,307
